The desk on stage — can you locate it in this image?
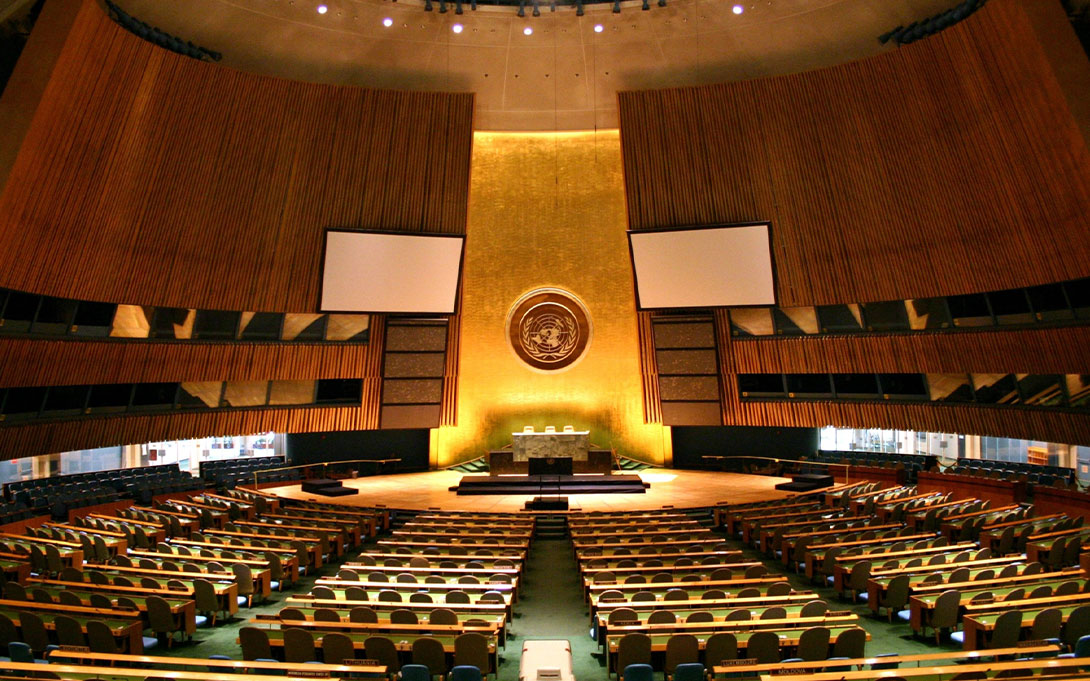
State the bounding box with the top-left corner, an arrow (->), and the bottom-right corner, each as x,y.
488,450 -> 613,476
512,430 -> 590,461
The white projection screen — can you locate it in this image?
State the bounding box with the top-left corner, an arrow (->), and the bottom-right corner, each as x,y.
628,223 -> 776,309
320,230 -> 465,314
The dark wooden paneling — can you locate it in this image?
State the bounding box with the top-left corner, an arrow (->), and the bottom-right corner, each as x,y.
725,399 -> 1090,447
623,0 -> 1090,446
1033,486 -> 1090,522
729,326 -> 1090,375
0,0 -> 473,312
619,0 -> 1090,306
0,338 -> 376,387
0,405 -> 370,459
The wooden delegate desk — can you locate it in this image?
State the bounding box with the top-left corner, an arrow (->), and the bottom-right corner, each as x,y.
977,515 -> 1063,552
708,644 -> 1063,677
605,626 -> 869,674
905,571 -> 1084,632
958,592 -> 1090,650
257,627 -> 499,671
586,575 -> 777,601
48,650 -> 385,677
129,548 -> 292,588
578,550 -> 740,565
0,660 -> 358,681
85,561 -> 270,600
353,554 -> 523,568
862,558 -> 1035,608
29,583 -> 198,636
315,578 -> 518,600
916,471 -> 1026,507
746,656 -> 1090,681
377,540 -> 528,556
0,554 -> 31,583
581,562 -> 755,580
31,576 -> 238,619
1026,528 -> 1090,564
132,505 -> 205,531
805,539 -> 969,579
233,519 -> 358,548
0,599 -> 146,653
85,514 -> 169,543
169,539 -> 310,573
596,603 -> 847,643
288,595 -> 509,620
203,529 -> 329,563
590,579 -> 790,609
257,607 -> 506,639
831,548 -> 994,594
0,534 -> 84,565
251,614 -> 503,644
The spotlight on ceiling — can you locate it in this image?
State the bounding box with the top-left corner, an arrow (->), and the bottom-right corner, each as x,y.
732,4 -> 743,14
593,23 -> 603,32
452,23 -> 464,33
382,17 -> 393,26
317,4 -> 328,14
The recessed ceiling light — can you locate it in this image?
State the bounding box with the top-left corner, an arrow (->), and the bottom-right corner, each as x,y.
523,26 -> 533,35
382,17 -> 393,27
452,23 -> 463,33
732,4 -> 743,14
594,24 -> 603,32
317,4 -> 328,14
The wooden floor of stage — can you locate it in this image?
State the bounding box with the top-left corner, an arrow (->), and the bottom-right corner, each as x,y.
265,468 -> 798,512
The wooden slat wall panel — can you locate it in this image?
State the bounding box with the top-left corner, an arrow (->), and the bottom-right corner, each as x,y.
0,0 -> 473,312
619,0 -> 1090,306
637,312 -> 662,424
728,326 -> 1090,375
0,0 -> 476,455
0,339 -> 376,387
622,0 -> 1090,446
724,399 -> 1090,449
0,406 -> 368,459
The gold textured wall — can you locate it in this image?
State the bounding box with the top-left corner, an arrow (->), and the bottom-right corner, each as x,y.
432,131 -> 670,467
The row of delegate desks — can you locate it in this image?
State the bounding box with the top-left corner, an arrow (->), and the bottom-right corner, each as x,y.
85,561 -> 271,599
828,544 -> 993,593
129,548 -> 293,590
903,570 -> 1086,633
0,598 -> 147,653
46,650 -> 388,678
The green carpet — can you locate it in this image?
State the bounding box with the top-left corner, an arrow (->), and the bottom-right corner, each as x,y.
149,523 -> 963,676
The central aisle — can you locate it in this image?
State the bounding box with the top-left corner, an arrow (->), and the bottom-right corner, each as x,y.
500,536 -> 604,679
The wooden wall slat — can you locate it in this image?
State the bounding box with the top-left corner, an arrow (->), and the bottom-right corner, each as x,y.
619,0 -> 1090,306
0,339 -> 375,387
728,326 -> 1090,375
0,0 -> 473,312
621,0 -> 1090,446
0,406 -> 369,460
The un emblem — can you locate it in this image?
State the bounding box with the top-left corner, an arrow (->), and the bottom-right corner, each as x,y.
507,288 -> 592,371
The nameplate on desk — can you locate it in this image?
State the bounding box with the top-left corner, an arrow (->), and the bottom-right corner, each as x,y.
770,669 -> 809,676
825,610 -> 852,617
611,620 -> 639,627
718,658 -> 757,667
1018,639 -> 1049,648
289,670 -> 331,678
536,668 -> 563,681
599,597 -> 625,603
970,597 -> 995,605
59,645 -> 90,652
343,659 -> 380,666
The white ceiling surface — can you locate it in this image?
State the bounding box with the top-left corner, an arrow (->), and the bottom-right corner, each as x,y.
112,0 -> 959,130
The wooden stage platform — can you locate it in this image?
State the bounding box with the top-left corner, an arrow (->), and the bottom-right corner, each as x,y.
264,468 -> 795,513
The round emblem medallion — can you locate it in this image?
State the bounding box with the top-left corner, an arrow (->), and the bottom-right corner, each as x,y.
506,288 -> 592,371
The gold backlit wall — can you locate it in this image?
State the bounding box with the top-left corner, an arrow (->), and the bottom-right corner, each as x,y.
432,131 -> 669,467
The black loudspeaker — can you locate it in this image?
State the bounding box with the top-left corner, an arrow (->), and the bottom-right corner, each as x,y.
525,496 -> 568,510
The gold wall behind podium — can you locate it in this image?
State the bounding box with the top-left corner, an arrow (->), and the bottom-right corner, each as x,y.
432,131 -> 669,467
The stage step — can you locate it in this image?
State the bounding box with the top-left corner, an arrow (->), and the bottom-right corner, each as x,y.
774,473 -> 835,492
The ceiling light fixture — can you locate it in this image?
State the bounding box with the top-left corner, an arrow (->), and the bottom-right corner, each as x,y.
317,4 -> 328,14
523,26 -> 533,35
594,24 -> 603,32
382,17 -> 393,26
732,4 -> 743,14
452,23 -> 464,33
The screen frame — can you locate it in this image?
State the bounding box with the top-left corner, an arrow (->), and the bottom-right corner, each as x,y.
626,221 -> 777,311
318,228 -> 466,315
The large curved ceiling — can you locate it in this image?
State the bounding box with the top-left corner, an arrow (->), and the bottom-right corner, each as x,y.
114,0 -> 956,129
